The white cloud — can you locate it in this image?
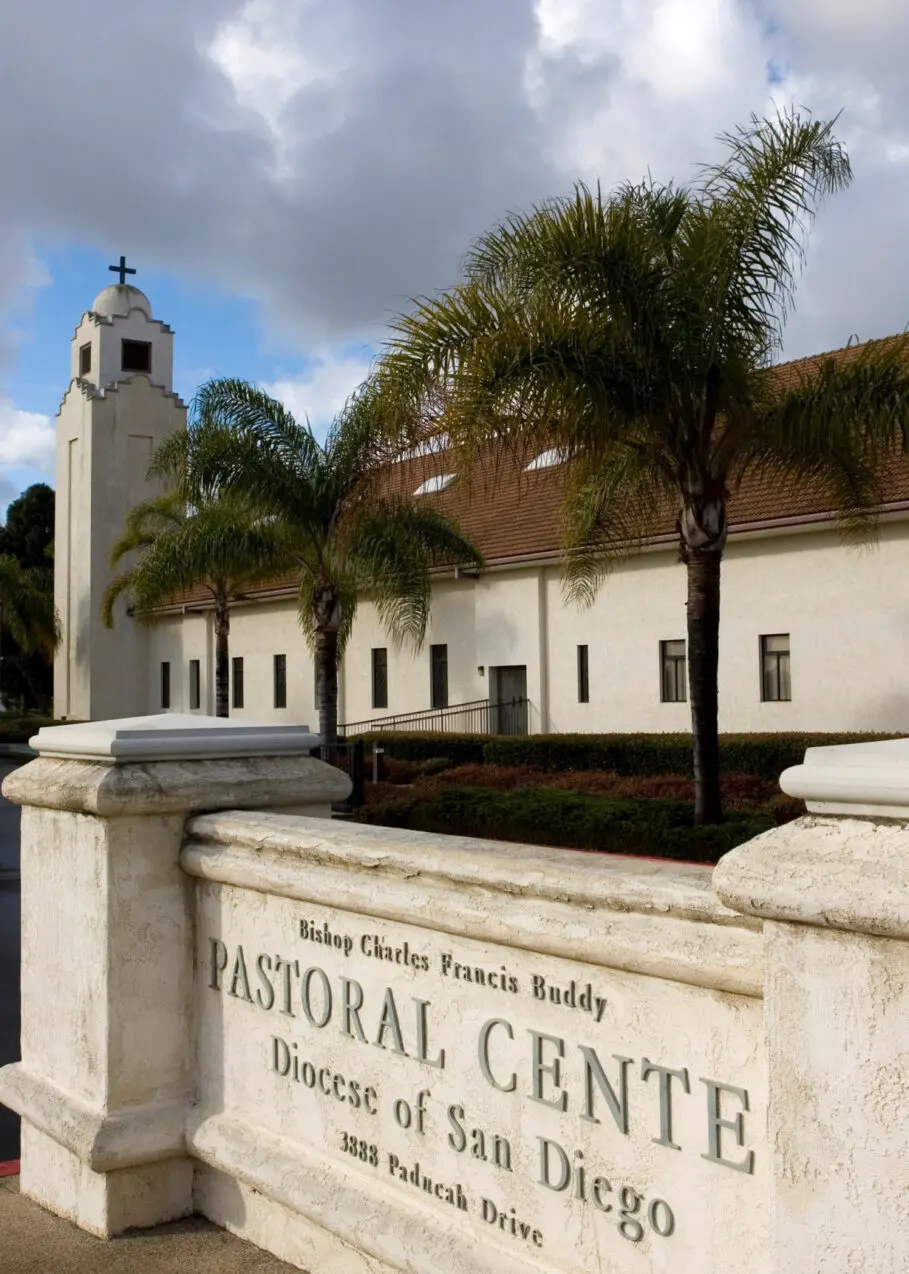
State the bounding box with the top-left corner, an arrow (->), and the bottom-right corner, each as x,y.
2,0 -> 909,383
0,402 -> 55,474
264,346 -> 373,433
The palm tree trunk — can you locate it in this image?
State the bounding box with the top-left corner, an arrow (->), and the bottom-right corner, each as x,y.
214,600 -> 230,718
686,549 -> 722,825
315,624 -> 339,748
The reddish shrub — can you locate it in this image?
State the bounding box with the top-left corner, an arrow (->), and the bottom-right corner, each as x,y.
363,781 -> 407,808
382,758 -> 424,785
767,793 -> 806,825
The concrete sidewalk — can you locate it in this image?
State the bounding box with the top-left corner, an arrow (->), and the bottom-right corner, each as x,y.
0,1173 -> 306,1273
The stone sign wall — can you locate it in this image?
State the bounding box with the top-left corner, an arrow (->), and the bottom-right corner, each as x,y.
184,811 -> 768,1274
6,717 -> 909,1274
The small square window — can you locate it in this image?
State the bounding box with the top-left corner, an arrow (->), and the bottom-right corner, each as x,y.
160,661 -> 171,710
121,339 -> 152,373
660,640 -> 687,703
274,654 -> 287,709
232,656 -> 244,710
372,648 -> 388,710
577,644 -> 589,704
189,659 -> 201,711
79,343 -> 91,376
761,634 -> 791,702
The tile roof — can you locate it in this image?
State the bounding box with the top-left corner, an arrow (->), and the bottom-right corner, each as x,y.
163,338 -> 909,610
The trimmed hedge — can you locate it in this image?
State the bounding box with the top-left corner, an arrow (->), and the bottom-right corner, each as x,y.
361,785 -> 773,864
351,730 -> 900,782
354,731 -> 486,766
0,713 -> 55,744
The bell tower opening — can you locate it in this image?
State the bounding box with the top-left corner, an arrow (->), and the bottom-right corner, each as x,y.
122,339 -> 152,373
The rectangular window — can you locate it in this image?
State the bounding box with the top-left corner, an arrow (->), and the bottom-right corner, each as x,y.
121,339 -> 152,373
232,656 -> 244,710
660,640 -> 687,703
761,634 -> 791,702
160,661 -> 171,710
577,644 -> 589,703
79,342 -> 91,376
189,659 -> 200,711
430,644 -> 448,709
372,648 -> 388,710
274,654 -> 287,709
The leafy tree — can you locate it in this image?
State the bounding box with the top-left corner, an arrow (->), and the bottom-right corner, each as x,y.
102,428 -> 291,717
0,554 -> 58,708
378,110 -> 909,824
0,484 -> 56,710
0,483 -> 54,573
188,379 -> 485,745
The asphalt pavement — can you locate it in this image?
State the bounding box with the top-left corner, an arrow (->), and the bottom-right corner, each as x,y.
0,759 -> 22,1162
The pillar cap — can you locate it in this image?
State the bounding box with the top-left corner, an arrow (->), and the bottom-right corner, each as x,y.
31,713 -> 321,763
781,736 -> 909,818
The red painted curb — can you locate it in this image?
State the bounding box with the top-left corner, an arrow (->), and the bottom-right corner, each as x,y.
0,1160 -> 20,1177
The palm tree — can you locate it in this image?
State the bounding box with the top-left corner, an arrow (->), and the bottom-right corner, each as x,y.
188,379 -> 485,746
103,429 -> 290,716
377,110 -> 909,824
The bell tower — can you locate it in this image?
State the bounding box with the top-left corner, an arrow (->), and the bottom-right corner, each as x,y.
54,261 -> 187,720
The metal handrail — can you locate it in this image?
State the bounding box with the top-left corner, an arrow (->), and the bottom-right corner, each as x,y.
340,696 -> 529,737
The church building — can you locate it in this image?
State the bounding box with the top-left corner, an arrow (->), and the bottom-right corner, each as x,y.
54,279 -> 909,735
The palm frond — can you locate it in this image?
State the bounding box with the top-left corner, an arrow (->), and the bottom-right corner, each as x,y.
0,555 -> 59,657
109,491 -> 186,568
740,335 -> 909,543
694,109 -> 852,359
561,449 -> 676,605
342,499 -> 484,649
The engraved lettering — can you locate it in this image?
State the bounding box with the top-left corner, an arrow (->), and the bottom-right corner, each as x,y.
579,1046 -> 631,1133
374,988 -> 408,1056
301,967 -> 332,1028
274,957 -> 299,1017
255,953 -> 275,1010
641,1058 -> 690,1150
340,977 -> 367,1042
209,938 -> 228,990
414,999 -> 445,1069
228,945 -> 253,1003
528,1031 -> 567,1111
478,1018 -> 517,1093
447,1103 -> 466,1152
538,1136 -> 571,1191
701,1079 -> 755,1174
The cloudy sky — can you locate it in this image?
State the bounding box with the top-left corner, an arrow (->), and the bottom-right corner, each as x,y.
1,0 -> 907,510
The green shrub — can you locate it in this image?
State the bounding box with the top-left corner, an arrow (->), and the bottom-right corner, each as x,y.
360,785 -> 773,864
351,731 -> 485,765
351,729 -> 899,782
0,712 -> 55,744
484,731 -> 901,779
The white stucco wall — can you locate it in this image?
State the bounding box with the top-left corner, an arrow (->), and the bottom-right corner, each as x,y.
142,518 -> 909,735
55,376 -> 185,722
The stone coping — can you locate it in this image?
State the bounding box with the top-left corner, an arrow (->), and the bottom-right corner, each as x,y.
183,811 -> 763,996
2,754 -> 350,816
714,814 -> 909,939
30,713 -> 320,763
781,735 -> 909,817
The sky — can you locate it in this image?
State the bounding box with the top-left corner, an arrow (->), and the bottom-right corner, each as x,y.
1,0 -> 908,513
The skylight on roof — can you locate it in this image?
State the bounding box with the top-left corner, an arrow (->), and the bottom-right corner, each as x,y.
413,473 -> 457,496
397,433 -> 451,462
525,448 -> 567,472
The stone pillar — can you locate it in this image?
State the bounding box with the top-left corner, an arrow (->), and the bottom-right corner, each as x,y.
0,713 -> 349,1237
713,738 -> 909,1274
